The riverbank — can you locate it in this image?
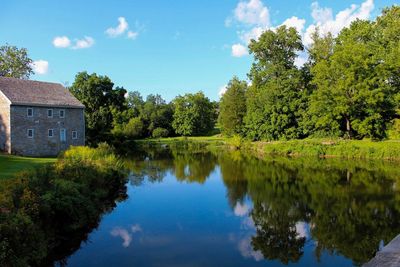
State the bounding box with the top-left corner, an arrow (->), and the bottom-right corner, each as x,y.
137,136 -> 400,161
0,146 -> 128,266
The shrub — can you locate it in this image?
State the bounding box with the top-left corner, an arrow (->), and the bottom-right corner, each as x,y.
152,127 -> 169,138
0,146 -> 128,266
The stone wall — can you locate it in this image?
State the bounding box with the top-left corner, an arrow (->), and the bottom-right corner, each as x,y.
0,93 -> 11,153
10,105 -> 85,156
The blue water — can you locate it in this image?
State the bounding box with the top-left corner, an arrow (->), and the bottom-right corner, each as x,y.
64,151 -> 400,266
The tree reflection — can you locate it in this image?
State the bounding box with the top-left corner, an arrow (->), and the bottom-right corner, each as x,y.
124,145 -> 400,266
219,154 -> 400,266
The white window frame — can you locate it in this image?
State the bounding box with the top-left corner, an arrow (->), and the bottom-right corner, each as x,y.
72,130 -> 78,140
47,109 -> 53,118
59,109 -> 65,118
27,129 -> 34,138
48,129 -> 54,138
27,108 -> 33,117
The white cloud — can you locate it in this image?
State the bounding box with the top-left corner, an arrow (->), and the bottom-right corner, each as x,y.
234,0 -> 270,27
219,84 -> 228,97
111,227 -> 132,248
228,0 -> 375,59
52,36 -> 71,48
304,0 -> 375,46
31,60 -> 49,75
72,36 -> 95,49
127,31 -> 139,40
232,43 -> 248,57
311,2 -> 333,24
282,16 -> 306,34
234,202 -> 250,217
106,17 -> 129,37
239,26 -> 264,45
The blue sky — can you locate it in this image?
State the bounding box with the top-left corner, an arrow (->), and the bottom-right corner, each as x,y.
1,0 -> 397,101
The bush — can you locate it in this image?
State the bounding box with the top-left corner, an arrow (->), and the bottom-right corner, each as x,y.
152,127 -> 169,138
0,146 -> 128,266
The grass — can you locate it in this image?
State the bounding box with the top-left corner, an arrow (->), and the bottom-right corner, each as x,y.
254,138 -> 400,160
0,154 -> 56,179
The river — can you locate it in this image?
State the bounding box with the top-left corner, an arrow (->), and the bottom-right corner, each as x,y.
60,146 -> 400,266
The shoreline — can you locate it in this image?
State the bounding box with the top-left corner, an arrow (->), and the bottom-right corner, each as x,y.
136,136 -> 400,161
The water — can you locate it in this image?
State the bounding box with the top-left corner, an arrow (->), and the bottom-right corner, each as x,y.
64,148 -> 400,267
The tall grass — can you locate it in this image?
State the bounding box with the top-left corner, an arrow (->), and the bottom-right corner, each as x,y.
260,139 -> 400,160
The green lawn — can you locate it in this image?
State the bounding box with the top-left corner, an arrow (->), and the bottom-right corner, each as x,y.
0,154 -> 56,179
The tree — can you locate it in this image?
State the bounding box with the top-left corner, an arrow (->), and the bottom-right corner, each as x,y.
309,19 -> 396,139
172,92 -> 216,136
244,26 -> 308,141
140,94 -> 174,136
126,91 -> 144,117
69,72 -> 127,144
218,77 -> 247,136
0,44 -> 34,79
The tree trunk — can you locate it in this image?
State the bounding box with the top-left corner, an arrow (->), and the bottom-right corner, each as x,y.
345,116 -> 352,139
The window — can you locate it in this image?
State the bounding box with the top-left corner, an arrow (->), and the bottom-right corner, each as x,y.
47,109 -> 53,118
59,109 -> 65,118
27,108 -> 33,117
48,129 -> 54,138
27,129 -> 34,138
72,131 -> 78,140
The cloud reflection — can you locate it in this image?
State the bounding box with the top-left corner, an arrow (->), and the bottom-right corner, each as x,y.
111,224 -> 143,248
111,227 -> 132,248
234,202 -> 250,217
238,236 -> 264,261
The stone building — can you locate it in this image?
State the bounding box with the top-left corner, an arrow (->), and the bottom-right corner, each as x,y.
0,77 -> 85,156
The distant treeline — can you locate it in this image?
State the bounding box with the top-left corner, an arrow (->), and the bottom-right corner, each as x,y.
68,72 -> 218,146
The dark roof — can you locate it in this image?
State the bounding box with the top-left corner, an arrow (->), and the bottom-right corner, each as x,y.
0,77 -> 84,108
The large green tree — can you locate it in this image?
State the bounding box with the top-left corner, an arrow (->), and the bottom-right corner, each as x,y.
218,77 -> 247,136
0,44 -> 34,79
69,72 -> 127,144
309,19 -> 396,139
244,26 -> 309,141
172,92 -> 216,136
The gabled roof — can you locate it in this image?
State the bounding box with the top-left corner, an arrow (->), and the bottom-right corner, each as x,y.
0,77 -> 84,108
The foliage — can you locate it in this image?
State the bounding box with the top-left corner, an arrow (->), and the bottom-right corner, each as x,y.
140,94 -> 174,136
218,77 -> 247,136
244,26 -> 309,141
259,139 -> 400,160
0,146 -> 127,266
112,117 -> 144,139
69,72 -> 127,145
152,127 -> 169,138
172,92 -> 217,136
0,44 -> 34,79
309,19 -> 396,139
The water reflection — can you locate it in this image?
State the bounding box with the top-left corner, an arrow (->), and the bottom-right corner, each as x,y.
125,147 -> 400,266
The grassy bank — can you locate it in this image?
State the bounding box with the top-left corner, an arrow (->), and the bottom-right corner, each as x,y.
137,136 -> 400,161
0,155 -> 56,179
253,139 -> 400,160
0,146 -> 128,266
